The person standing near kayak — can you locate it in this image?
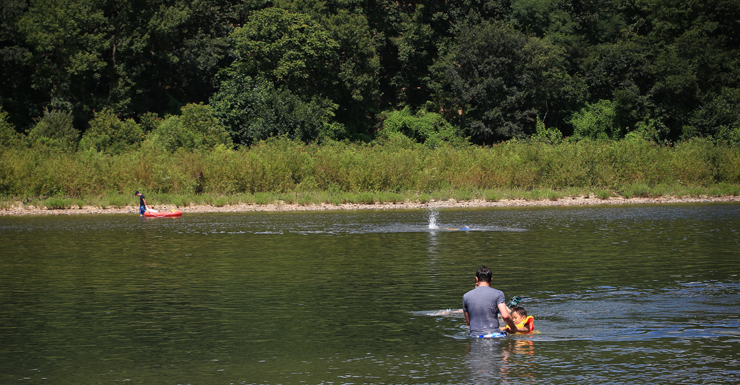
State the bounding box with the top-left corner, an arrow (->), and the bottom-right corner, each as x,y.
134,191 -> 147,217
462,266 -> 523,337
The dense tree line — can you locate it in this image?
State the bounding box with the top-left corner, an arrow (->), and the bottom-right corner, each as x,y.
1,0 -> 740,150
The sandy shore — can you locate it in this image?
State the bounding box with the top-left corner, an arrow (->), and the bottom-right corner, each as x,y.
1,195 -> 739,216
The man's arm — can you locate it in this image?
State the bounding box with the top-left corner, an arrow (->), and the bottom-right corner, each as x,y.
464,311 -> 470,326
498,303 -> 520,332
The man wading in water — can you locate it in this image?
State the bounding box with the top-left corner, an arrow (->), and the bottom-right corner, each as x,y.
463,266 -> 526,337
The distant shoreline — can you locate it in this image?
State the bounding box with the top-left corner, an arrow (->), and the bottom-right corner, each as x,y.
2,195 -> 739,216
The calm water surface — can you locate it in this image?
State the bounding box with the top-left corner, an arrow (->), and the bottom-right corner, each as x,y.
1,204 -> 739,384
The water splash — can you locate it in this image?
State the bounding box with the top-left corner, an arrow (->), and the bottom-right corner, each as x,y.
428,209 -> 439,230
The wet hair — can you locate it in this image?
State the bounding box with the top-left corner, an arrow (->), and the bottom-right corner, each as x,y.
476,266 -> 492,283
511,306 -> 527,317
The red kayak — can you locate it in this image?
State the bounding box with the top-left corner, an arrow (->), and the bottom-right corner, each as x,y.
144,210 -> 183,218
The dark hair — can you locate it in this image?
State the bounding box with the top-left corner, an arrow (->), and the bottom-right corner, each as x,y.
476,266 -> 492,283
511,306 -> 527,317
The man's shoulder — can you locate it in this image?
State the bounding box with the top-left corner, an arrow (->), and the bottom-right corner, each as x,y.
462,288 -> 473,300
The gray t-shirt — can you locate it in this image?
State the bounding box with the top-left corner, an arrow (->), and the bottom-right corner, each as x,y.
462,286 -> 506,335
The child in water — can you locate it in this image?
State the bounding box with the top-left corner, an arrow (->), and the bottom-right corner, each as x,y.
501,306 -> 534,333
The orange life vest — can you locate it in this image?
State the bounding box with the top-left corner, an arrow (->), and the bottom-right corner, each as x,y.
506,315 -> 534,333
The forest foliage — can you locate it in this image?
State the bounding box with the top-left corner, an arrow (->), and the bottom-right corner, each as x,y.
1,0 -> 740,150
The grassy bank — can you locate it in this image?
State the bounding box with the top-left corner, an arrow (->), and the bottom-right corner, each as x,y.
2,137 -> 740,209
6,184 -> 740,211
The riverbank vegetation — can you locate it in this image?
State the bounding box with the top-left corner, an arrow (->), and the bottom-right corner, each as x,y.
2,136 -> 739,209
2,0 -> 740,208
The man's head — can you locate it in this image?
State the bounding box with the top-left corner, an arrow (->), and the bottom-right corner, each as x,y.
475,266 -> 492,284
510,306 -> 527,323
134,191 -> 140,196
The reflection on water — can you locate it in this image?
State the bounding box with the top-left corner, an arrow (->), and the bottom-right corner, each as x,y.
0,203 -> 739,384
466,339 -> 537,385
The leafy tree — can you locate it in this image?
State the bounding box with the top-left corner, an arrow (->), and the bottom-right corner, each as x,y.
688,88 -> 740,143
0,0 -> 36,130
210,75 -> 342,146
79,109 -> 144,154
509,0 -> 559,36
390,4 -> 441,108
589,0 -> 740,140
582,35 -> 654,124
322,9 -> 382,137
13,0 -> 241,128
108,0 -> 238,117
231,8 -> 339,97
437,21 -> 573,143
226,5 -> 381,140
17,0 -> 108,124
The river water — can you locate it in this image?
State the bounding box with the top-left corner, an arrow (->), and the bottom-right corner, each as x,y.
1,204 -> 739,384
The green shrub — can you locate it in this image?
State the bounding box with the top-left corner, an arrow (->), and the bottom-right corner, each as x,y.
378,106 -> 466,148
571,100 -> 621,141
79,109 -> 144,154
531,116 -> 563,144
0,108 -> 22,149
27,109 -> 79,152
139,112 -> 163,133
627,117 -> 670,144
146,103 -> 233,151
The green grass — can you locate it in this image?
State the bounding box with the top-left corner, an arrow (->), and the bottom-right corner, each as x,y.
41,197 -> 77,209
102,194 -> 130,208
483,189 -> 503,202
595,190 -> 614,200
416,193 -> 431,204
2,184 -> 739,213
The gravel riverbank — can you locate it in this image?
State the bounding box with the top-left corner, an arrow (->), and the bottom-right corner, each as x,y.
2,195 -> 739,216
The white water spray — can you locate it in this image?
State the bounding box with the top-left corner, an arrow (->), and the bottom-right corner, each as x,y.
428,209 -> 439,230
